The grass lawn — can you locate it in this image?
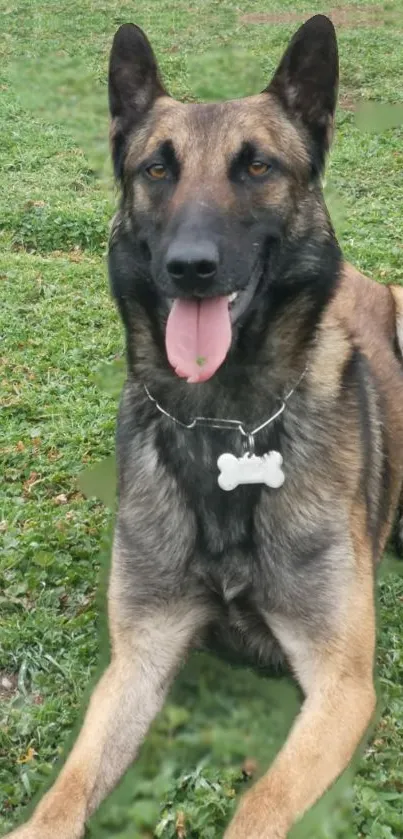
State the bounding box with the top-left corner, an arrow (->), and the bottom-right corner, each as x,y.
1,1 -> 403,837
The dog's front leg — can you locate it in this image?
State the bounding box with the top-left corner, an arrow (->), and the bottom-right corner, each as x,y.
225,543 -> 376,838
5,597 -> 206,839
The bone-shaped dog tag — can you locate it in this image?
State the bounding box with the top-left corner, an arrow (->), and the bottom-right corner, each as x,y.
217,451 -> 285,491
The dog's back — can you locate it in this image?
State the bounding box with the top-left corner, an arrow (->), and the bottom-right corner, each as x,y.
329,265 -> 403,550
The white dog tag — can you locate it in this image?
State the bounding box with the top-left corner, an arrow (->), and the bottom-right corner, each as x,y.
217,451 -> 285,491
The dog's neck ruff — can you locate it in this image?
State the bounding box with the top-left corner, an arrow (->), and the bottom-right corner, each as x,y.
144,368 -> 307,491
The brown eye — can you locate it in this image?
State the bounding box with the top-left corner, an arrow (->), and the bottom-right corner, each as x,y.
248,161 -> 270,177
146,163 -> 167,180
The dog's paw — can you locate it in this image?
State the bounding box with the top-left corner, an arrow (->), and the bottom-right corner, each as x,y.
224,786 -> 287,839
2,826 -> 40,839
2,821 -> 83,839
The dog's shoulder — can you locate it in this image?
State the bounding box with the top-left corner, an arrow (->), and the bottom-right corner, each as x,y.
332,262 -> 396,343
309,262 -> 402,398
325,261 -> 403,368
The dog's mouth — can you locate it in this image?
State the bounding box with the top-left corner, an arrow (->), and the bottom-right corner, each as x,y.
165,268 -> 261,384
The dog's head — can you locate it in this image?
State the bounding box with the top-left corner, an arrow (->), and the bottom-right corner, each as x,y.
108,16 -> 340,383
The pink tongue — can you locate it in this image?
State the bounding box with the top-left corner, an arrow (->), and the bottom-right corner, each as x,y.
166,297 -> 231,383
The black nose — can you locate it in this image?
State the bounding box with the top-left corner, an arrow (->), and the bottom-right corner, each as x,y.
165,240 -> 219,292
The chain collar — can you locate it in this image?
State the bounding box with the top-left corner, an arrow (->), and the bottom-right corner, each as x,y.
144,367 -> 307,455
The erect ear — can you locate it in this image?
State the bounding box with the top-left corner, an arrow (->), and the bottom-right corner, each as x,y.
108,23 -> 169,179
266,15 -> 338,174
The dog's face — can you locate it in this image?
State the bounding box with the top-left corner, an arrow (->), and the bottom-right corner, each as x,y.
108,16 -> 339,382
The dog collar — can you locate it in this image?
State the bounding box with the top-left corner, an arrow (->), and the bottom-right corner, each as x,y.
144,367 -> 307,491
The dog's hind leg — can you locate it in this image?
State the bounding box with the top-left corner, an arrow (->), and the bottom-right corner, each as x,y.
5,567 -> 207,839
224,510 -> 377,839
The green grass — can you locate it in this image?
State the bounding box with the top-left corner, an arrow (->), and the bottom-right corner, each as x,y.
1,1 -> 403,837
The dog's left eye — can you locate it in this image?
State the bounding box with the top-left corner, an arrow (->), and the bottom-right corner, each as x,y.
248,161 -> 271,177
146,163 -> 167,180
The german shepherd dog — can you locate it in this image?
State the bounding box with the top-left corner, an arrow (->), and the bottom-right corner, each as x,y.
7,14 -> 403,839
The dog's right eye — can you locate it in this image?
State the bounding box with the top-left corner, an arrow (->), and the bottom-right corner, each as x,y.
146,163 -> 168,180
248,161 -> 271,177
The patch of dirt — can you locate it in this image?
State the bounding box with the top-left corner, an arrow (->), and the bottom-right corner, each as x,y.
239,6 -> 392,29
339,91 -> 358,111
0,672 -> 18,700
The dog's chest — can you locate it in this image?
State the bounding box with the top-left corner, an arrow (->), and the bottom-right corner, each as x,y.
157,423 -> 285,556
196,549 -> 287,672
